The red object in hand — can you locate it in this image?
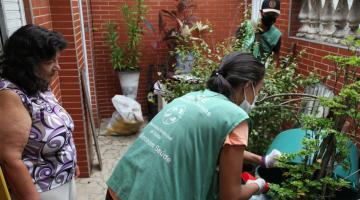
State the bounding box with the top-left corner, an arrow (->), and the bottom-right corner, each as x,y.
241,172 -> 270,192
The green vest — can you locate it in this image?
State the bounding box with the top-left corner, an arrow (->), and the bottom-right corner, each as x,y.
107,89 -> 249,200
242,21 -> 281,64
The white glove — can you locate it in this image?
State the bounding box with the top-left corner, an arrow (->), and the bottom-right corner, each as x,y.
264,149 -> 282,168
247,177 -> 267,195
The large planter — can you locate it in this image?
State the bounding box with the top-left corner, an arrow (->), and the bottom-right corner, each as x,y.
118,71 -> 140,99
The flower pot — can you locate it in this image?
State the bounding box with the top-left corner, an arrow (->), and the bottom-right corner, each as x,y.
175,53 -> 194,74
118,71 -> 140,99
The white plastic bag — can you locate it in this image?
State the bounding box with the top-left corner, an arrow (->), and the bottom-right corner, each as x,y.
112,95 -> 144,122
106,95 -> 144,135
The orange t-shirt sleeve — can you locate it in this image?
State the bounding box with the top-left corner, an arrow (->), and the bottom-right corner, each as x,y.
224,122 -> 248,146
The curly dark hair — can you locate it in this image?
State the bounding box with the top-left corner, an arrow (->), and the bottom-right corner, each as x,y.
0,24 -> 67,95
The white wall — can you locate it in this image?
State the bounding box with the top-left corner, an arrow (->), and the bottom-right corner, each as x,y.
252,0 -> 262,22
0,0 -> 26,38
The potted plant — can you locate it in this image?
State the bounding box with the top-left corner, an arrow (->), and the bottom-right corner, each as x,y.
105,0 -> 147,99
158,0 -> 211,74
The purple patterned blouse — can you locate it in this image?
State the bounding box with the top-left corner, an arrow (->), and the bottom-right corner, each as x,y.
0,79 -> 77,192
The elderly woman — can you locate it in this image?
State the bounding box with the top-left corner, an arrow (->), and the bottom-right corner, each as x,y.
0,25 -> 78,200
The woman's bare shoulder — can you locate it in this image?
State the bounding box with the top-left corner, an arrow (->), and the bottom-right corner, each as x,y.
0,89 -> 31,132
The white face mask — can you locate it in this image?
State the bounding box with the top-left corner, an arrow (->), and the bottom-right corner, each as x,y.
240,83 -> 258,113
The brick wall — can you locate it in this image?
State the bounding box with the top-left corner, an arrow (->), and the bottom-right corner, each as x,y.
53,0 -> 92,177
82,0 -> 100,128
28,0 -> 63,101
91,0 -> 246,119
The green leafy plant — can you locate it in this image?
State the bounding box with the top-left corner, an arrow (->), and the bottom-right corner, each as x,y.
105,0 -> 147,71
268,82 -> 358,199
233,2 -> 252,53
161,36 -> 237,101
158,0 -> 212,50
158,0 -> 197,50
268,32 -> 360,200
248,52 -> 320,155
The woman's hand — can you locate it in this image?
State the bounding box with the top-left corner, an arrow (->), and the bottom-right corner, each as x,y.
263,149 -> 282,168
0,90 -> 40,200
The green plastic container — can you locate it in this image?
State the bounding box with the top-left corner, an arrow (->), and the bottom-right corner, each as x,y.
267,128 -> 359,189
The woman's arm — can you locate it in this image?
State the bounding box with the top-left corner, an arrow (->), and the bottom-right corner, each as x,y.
244,150 -> 262,165
218,121 -> 260,200
244,149 -> 282,168
0,90 -> 40,200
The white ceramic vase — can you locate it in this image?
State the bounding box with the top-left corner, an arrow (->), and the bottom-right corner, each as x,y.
118,71 -> 140,100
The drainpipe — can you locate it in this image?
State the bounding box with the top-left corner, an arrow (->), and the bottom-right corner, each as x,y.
78,0 -> 91,102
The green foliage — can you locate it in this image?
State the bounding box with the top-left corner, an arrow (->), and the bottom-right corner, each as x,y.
233,2 -> 254,54
268,120 -> 352,200
268,128 -> 352,200
269,88 -> 358,199
320,81 -> 360,126
325,28 -> 360,87
162,35 -> 235,101
247,52 -> 320,154
233,20 -> 255,53
340,32 -> 360,54
269,159 -> 350,200
106,22 -> 125,70
158,0 -> 212,51
268,33 -> 359,200
105,0 -> 147,71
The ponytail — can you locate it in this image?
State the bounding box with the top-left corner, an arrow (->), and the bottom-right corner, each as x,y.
207,70 -> 234,100
206,52 -> 265,100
